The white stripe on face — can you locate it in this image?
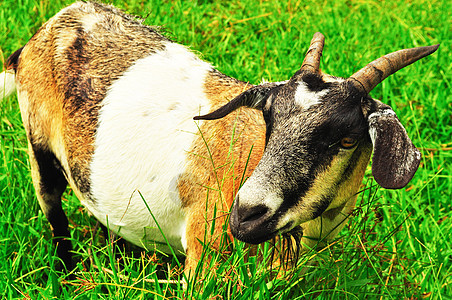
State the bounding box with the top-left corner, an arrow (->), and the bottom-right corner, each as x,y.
294,81 -> 329,108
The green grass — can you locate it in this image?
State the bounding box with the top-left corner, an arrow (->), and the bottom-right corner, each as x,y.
1,0 -> 450,298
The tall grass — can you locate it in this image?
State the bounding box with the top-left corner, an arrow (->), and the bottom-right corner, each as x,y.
1,0 -> 450,298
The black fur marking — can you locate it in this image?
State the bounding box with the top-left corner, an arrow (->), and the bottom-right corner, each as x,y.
30,139 -> 72,270
338,140 -> 370,185
30,136 -> 68,196
301,72 -> 332,92
262,102 -> 273,145
47,205 -> 73,271
6,47 -> 24,70
63,26 -> 90,111
311,194 -> 333,219
70,162 -> 91,194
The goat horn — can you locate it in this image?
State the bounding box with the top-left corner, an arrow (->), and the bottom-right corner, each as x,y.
348,44 -> 439,94
300,32 -> 325,73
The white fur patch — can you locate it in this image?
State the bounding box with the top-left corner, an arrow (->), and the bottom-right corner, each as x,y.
89,42 -> 213,254
80,13 -> 103,32
294,81 -> 329,108
0,70 -> 17,99
259,79 -> 288,85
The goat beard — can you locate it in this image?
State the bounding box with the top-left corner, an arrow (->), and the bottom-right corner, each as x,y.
267,226 -> 304,272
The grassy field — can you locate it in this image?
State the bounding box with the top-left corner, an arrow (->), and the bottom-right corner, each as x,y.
1,0 -> 450,298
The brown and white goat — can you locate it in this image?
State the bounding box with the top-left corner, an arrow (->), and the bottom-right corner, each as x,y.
1,1 -> 438,274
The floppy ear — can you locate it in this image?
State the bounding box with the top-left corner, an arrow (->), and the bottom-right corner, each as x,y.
194,82 -> 282,120
368,104 -> 421,189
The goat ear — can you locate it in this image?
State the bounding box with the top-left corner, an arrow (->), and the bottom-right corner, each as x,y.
368,105 -> 421,189
194,82 -> 280,120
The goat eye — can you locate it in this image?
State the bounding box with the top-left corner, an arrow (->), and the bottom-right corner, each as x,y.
340,137 -> 358,149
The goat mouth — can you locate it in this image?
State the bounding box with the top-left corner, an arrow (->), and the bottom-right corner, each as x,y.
277,221 -> 295,235
283,224 -> 303,239
270,222 -> 304,243
232,221 -> 302,245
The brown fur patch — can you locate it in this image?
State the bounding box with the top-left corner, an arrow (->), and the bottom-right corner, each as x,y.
16,1 -> 170,197
179,70 -> 266,270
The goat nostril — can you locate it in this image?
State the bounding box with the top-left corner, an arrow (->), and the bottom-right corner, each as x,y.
240,205 -> 269,223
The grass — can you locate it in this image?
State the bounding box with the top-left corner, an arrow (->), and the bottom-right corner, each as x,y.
0,0 -> 450,298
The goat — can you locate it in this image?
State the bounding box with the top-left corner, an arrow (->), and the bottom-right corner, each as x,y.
1,1 -> 438,275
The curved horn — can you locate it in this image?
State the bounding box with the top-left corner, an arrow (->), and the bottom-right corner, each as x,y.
348,44 -> 439,94
300,32 -> 325,73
